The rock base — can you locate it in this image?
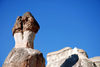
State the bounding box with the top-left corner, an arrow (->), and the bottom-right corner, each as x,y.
3,48 -> 45,67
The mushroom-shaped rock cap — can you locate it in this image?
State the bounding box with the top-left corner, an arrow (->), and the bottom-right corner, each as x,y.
22,12 -> 40,33
12,12 -> 40,36
22,12 -> 34,18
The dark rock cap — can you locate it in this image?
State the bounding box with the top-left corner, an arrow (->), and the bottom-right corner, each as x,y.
12,12 -> 40,36
12,16 -> 23,35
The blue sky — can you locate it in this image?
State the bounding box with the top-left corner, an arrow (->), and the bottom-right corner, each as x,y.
0,0 -> 100,66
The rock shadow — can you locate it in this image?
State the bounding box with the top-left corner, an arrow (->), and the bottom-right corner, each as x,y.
60,54 -> 79,67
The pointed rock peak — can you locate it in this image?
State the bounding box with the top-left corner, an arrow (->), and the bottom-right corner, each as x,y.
73,47 -> 78,51
72,47 -> 78,54
22,12 -> 34,19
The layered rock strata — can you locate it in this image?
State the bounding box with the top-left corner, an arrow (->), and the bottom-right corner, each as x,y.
46,47 -> 99,67
3,12 -> 45,67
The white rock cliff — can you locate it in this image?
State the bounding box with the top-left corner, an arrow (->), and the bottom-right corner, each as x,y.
46,47 -> 99,67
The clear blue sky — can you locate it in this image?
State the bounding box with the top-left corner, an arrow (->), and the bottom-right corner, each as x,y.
0,0 -> 100,66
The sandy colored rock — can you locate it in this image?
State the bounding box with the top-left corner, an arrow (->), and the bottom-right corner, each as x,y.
14,31 -> 36,48
78,49 -> 88,58
3,48 -> 45,67
90,56 -> 100,67
46,47 -> 96,67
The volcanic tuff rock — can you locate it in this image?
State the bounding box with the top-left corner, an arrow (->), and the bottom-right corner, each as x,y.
3,12 -> 100,67
3,12 -> 45,67
46,47 -> 99,67
12,12 -> 40,35
12,12 -> 40,49
3,48 -> 45,67
90,57 -> 100,67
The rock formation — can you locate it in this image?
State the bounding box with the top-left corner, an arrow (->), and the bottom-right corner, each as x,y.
12,12 -> 40,49
90,57 -> 100,67
3,12 -> 45,67
46,47 -> 100,67
3,12 -> 100,67
3,48 -> 45,67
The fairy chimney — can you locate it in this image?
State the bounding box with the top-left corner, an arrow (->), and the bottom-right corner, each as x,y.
12,12 -> 40,49
3,12 -> 45,67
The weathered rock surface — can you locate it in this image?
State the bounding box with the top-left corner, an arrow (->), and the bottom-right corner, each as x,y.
12,16 -> 23,36
22,12 -> 40,33
3,12 -> 100,67
72,58 -> 96,67
12,12 -> 40,35
46,47 -> 97,67
12,12 -> 40,49
3,12 -> 45,67
90,57 -> 100,67
3,48 -> 45,67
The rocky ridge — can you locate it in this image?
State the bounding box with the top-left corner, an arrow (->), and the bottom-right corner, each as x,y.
46,47 -> 100,67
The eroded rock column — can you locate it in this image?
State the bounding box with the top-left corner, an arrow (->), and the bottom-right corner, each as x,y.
12,12 -> 40,48
3,12 -> 45,67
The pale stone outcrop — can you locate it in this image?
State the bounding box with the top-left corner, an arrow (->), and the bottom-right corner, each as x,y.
46,47 -> 96,67
90,57 -> 100,67
47,47 -> 72,63
14,31 -> 36,48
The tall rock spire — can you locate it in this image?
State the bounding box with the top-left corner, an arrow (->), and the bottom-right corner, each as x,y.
3,12 -> 45,67
12,12 -> 40,49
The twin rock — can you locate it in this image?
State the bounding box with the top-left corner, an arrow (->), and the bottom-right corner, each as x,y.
3,12 -> 100,67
